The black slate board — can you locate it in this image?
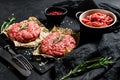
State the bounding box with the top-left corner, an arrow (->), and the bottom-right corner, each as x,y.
13,15 -> 80,74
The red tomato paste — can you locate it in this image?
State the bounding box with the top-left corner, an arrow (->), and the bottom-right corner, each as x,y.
82,12 -> 113,27
49,11 -> 63,15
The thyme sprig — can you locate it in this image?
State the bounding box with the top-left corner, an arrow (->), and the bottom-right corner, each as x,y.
19,23 -> 28,30
60,57 -> 113,80
53,33 -> 63,44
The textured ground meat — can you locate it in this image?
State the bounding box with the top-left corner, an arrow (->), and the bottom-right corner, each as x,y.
40,32 -> 76,57
82,12 -> 113,27
8,21 -> 41,43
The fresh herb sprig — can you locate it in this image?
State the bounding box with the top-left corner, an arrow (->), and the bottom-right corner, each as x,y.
19,23 -> 28,30
1,17 -> 15,33
60,57 -> 113,80
53,33 -> 63,44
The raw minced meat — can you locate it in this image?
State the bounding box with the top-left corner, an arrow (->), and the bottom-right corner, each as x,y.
8,21 -> 41,43
82,12 -> 113,27
40,32 -> 76,57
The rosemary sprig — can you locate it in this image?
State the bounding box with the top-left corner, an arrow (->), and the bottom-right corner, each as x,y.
5,17 -> 16,29
59,57 -> 113,80
53,33 -> 63,44
1,17 -> 15,33
19,23 -> 28,30
1,21 -> 7,33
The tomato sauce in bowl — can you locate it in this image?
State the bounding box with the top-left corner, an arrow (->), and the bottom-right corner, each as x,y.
48,11 -> 64,15
45,7 -> 67,26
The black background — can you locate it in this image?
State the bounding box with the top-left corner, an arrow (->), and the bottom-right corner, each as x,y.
0,0 -> 120,80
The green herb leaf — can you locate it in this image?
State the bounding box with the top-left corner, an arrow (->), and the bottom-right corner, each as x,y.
59,57 -> 113,80
0,17 -> 15,33
53,33 -> 63,44
1,21 -> 8,33
19,23 -> 28,30
4,17 -> 16,30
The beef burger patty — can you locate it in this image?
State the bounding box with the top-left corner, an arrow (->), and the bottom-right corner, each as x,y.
8,21 -> 41,43
40,32 -> 76,57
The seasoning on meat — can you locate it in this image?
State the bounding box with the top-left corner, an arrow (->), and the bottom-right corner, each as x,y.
40,32 -> 76,57
8,21 -> 41,43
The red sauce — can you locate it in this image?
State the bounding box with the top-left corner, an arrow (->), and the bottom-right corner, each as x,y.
82,12 -> 113,27
49,11 -> 63,15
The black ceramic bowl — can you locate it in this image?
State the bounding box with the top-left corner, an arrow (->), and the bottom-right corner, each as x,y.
45,7 -> 67,26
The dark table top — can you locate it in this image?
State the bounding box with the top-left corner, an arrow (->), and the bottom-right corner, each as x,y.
0,0 -> 119,23
0,0 -> 120,80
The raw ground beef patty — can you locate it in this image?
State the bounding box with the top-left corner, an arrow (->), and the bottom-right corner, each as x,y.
8,21 -> 41,43
40,32 -> 76,57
